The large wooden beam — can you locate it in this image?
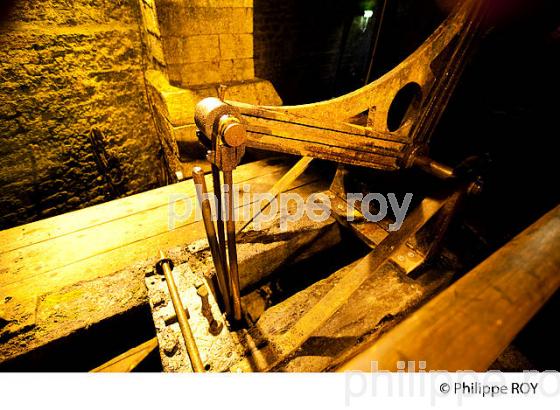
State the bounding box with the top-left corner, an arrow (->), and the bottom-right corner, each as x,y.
0,158 -> 330,366
337,205 -> 560,372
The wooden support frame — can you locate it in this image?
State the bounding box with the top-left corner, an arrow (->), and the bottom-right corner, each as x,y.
223,1 -> 483,170
337,205 -> 560,372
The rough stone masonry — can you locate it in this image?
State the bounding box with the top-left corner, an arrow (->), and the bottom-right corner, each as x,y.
0,0 -> 163,229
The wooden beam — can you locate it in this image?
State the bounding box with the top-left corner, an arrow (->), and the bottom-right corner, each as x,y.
0,159 -> 289,253
0,158 -> 335,365
337,205 -> 560,372
0,159 -> 309,320
91,338 -> 158,373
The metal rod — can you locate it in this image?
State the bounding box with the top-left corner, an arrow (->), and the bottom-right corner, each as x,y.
223,170 -> 242,321
192,167 -> 232,317
157,251 -> 205,372
413,155 -> 455,180
211,164 -> 229,280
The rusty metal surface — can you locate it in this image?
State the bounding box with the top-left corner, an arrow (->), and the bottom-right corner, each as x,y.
192,167 -> 232,317
156,251 -> 205,372
146,259 -> 243,372
224,170 -> 243,322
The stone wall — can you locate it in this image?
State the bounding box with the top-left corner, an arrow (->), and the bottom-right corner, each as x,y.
155,0 -> 255,87
141,0 -> 281,179
138,0 -> 166,71
0,0 -> 163,229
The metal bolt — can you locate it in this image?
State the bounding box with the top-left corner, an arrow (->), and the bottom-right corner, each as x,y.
219,115 -> 246,147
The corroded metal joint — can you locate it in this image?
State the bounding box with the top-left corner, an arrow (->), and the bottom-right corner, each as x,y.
194,97 -> 247,172
194,97 -> 246,147
403,145 -> 455,180
218,114 -> 246,147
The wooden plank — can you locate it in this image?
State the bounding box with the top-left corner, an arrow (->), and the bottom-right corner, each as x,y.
1,176 -> 321,311
0,159 -> 321,327
0,167 -> 295,292
337,205 -> 560,372
91,338 -> 158,373
0,183 -> 334,365
246,131 -> 400,170
0,159 -> 290,253
0,168 -> 316,289
245,116 -> 405,154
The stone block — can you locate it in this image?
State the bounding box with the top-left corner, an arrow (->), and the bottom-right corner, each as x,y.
145,69 -> 282,127
169,60 -> 254,86
234,57 -> 255,80
163,35 -> 220,64
157,0 -> 253,7
180,61 -> 222,85
158,6 -> 252,36
221,58 -> 254,82
207,0 -> 253,7
173,123 -> 198,144
219,33 -> 253,60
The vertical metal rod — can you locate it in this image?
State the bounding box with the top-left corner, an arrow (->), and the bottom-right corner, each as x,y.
192,167 -> 232,317
211,164 -> 229,275
223,170 -> 242,321
158,251 -> 205,373
364,0 -> 388,85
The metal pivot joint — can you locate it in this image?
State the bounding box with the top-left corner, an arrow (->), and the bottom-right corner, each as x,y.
194,97 -> 247,323
194,97 -> 247,172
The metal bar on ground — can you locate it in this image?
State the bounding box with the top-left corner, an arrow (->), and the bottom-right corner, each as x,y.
157,251 -> 205,372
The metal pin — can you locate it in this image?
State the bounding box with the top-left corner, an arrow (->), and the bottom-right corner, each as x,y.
413,155 -> 455,179
192,167 -> 232,317
156,251 -> 204,372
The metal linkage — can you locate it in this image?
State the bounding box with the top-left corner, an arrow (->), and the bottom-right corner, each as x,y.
222,170 -> 242,321
194,98 -> 248,323
192,167 -> 232,317
156,251 -> 205,372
